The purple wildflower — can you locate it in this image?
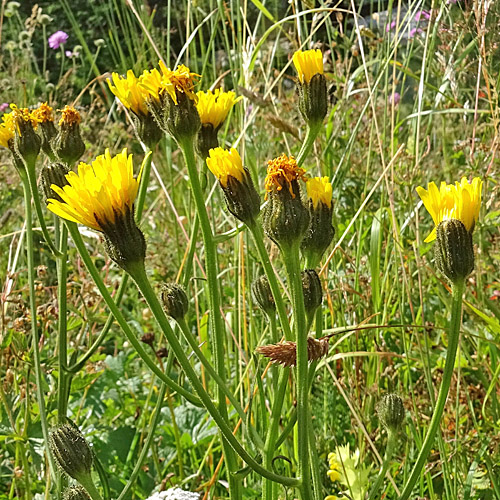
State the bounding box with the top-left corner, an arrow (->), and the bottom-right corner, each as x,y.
65,50 -> 73,57
386,20 -> 397,32
390,92 -> 401,106
0,103 -> 9,113
48,31 -> 69,50
415,10 -> 431,21
409,27 -> 423,38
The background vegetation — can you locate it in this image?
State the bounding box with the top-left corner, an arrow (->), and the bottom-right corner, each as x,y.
1,0 -> 499,499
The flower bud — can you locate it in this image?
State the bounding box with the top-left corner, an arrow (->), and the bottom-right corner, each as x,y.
302,177 -> 335,266
160,283 -> 189,320
55,106 -> 85,165
32,103 -> 57,158
435,219 -> 474,284
293,50 -> 328,126
206,147 -> 260,225
262,154 -> 310,251
49,423 -> 93,483
11,106 -> 41,166
39,14 -> 52,26
63,486 -> 91,500
301,269 -> 322,323
377,393 -> 405,433
196,123 -> 219,160
251,275 -> 276,317
101,206 -> 146,272
40,162 -> 70,202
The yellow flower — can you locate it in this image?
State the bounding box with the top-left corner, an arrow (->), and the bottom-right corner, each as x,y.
140,61 -> 199,105
292,49 -> 323,84
0,111 -> 15,148
416,177 -> 482,242
306,176 -> 332,209
264,153 -> 307,199
58,105 -> 81,126
10,105 -> 40,131
196,89 -> 238,129
47,148 -> 144,232
138,67 -> 163,102
327,451 -> 342,483
32,102 -> 55,123
206,147 -> 244,188
108,70 -> 149,116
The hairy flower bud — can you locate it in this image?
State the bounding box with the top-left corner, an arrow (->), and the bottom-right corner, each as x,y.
251,275 -> 276,317
160,283 -> 189,320
63,486 -> 91,500
435,219 -> 474,284
377,393 -> 405,433
55,106 -> 85,165
40,162 -> 70,202
301,269 -> 322,323
49,423 -> 93,482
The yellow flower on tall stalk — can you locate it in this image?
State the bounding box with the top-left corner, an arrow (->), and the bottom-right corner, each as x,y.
47,148 -> 148,270
32,102 -> 55,123
108,70 -> 149,116
196,89 -> 238,130
416,177 -> 482,242
206,147 -> 260,225
292,49 -> 324,84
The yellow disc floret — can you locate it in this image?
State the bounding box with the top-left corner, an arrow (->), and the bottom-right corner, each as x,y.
206,147 -> 244,188
196,89 -> 238,129
10,105 -> 39,131
265,153 -> 307,199
58,105 -> 81,126
33,102 -> 55,123
292,49 -> 323,84
47,148 -> 143,232
416,177 -> 482,242
306,176 -> 332,209
108,70 -> 149,116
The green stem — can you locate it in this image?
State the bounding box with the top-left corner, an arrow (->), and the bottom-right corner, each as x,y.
249,223 -> 292,340
24,158 -> 62,257
368,430 -> 397,500
126,260 -> 299,487
78,474 -> 103,500
283,245 -> 312,500
177,318 -> 252,425
20,173 -> 58,482
135,150 -> 152,220
57,222 -> 69,423
263,368 -> 290,500
116,382 -> 166,500
182,214 -> 200,288
296,122 -> 322,168
65,222 -> 203,407
398,279 -> 465,500
179,137 -> 242,499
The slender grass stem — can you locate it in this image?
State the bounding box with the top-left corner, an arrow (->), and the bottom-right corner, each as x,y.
282,245 -> 312,500
20,172 -> 58,483
368,430 -> 397,500
179,137 -> 242,499
398,279 -> 465,500
65,222 -> 203,407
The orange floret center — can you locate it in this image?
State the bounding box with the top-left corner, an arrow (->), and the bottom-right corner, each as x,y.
265,154 -> 308,199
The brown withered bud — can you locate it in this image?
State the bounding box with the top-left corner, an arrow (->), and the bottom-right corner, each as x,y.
256,336 -> 329,367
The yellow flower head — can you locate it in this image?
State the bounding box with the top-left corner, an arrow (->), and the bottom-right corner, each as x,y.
32,102 -> 55,123
196,89 -> 239,129
206,147 -> 244,188
327,451 -> 341,482
47,148 -> 144,232
10,105 -> 39,131
306,176 -> 332,209
138,67 -> 164,103
416,177 -> 482,242
108,70 -> 149,116
58,105 -> 81,126
293,49 -> 323,84
0,111 -> 15,148
265,153 -> 308,199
